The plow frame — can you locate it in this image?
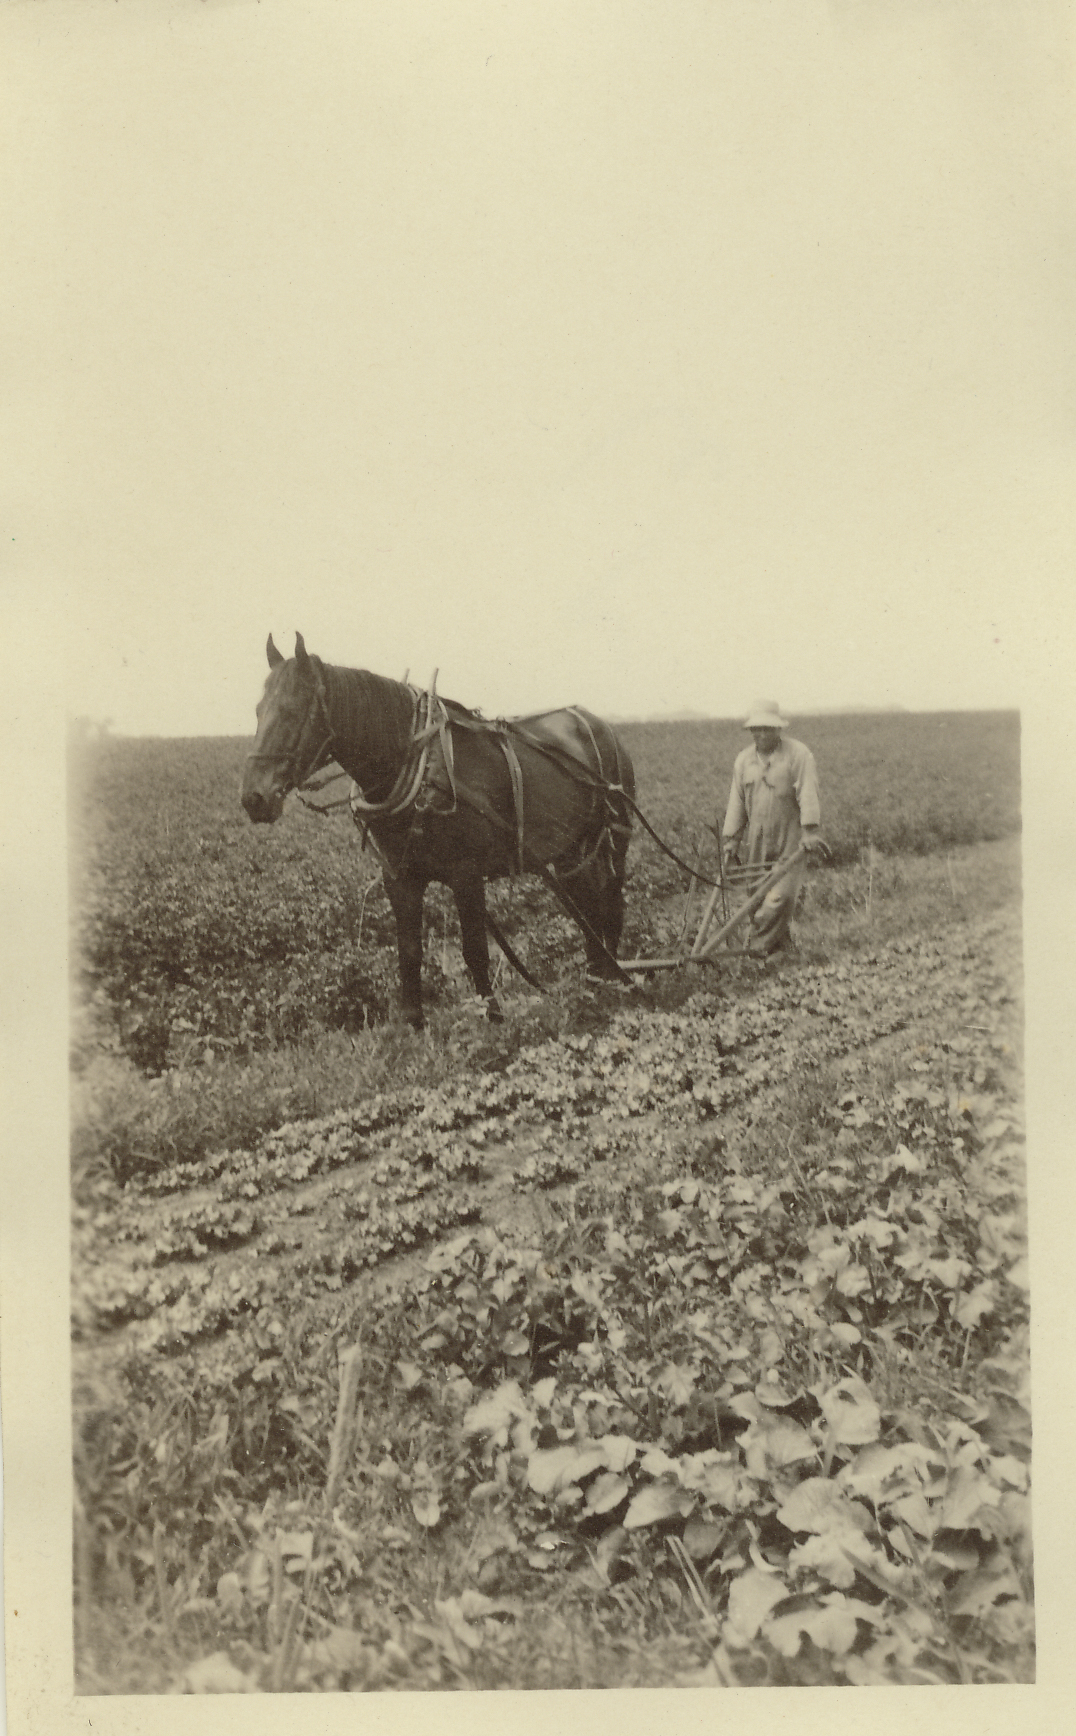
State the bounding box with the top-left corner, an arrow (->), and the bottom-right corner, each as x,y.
617,843 -> 808,974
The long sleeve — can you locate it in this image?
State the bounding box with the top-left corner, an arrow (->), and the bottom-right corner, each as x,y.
723,756 -> 747,842
793,746 -> 821,830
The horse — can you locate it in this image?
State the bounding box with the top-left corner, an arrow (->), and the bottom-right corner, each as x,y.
241,634 -> 635,1029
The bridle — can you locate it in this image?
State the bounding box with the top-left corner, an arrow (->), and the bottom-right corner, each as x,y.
245,656 -> 445,820
245,658 -> 337,797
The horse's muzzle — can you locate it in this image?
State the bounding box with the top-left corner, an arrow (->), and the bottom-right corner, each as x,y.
242,786 -> 285,824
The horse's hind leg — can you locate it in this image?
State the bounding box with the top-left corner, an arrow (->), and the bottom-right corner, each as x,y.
563,837 -> 631,981
383,873 -> 427,1030
604,832 -> 631,960
453,876 -> 504,1022
603,872 -> 626,960
558,871 -> 623,982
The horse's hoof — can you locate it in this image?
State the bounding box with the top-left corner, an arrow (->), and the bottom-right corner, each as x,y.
404,1013 -> 425,1031
485,998 -> 504,1024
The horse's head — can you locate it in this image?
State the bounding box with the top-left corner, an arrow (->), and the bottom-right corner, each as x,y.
241,633 -> 333,823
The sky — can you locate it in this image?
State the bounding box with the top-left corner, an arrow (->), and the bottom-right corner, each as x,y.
6,0 -> 1075,735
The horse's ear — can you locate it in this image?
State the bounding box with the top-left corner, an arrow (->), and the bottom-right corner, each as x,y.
267,634 -> 284,669
295,632 -> 309,668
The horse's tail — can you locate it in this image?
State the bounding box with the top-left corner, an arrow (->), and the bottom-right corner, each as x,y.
484,909 -> 544,990
604,722 -> 635,842
610,725 -> 635,804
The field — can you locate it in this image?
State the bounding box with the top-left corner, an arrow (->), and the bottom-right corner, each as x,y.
70,709 -> 1031,1691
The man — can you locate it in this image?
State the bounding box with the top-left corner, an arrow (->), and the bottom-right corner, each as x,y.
721,701 -> 825,955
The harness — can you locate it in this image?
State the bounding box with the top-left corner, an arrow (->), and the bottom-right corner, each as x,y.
255,661 -> 723,985
347,673 -> 459,830
290,672 -> 716,888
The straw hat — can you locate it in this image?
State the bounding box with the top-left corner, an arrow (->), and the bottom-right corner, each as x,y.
744,700 -> 789,730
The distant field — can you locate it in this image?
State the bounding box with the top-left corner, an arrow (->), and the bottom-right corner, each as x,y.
71,709 -> 1020,1076
618,709 -> 1020,869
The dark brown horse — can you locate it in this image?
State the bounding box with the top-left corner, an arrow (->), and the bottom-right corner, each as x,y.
241,634 -> 634,1028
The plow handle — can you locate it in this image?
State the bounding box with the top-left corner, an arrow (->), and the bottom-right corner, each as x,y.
691,847 -> 807,960
617,845 -> 808,975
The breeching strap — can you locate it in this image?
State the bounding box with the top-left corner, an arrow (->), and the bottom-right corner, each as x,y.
496,729 -> 526,874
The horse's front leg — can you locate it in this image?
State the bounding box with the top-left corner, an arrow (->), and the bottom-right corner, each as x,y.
453,875 -> 503,1023
384,873 -> 427,1029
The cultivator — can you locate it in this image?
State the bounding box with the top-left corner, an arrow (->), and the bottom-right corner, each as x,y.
617,842 -> 808,974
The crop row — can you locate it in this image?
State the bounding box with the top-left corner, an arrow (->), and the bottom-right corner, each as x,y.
74,945 -> 1029,1688
73,917 -> 1018,1358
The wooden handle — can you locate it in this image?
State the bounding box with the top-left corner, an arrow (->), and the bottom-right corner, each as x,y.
692,847 -> 806,960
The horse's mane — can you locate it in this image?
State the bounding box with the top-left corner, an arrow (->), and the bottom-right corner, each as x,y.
321,663 -> 416,795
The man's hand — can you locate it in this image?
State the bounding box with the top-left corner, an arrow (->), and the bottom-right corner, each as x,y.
802,833 -> 830,861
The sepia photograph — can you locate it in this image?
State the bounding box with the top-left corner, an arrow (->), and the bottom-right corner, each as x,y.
3,1 -> 1074,1730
